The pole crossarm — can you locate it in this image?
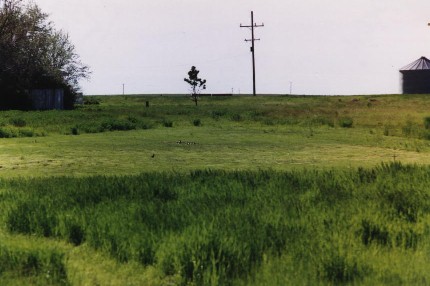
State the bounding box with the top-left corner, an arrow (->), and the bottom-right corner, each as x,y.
240,11 -> 264,96
240,24 -> 264,28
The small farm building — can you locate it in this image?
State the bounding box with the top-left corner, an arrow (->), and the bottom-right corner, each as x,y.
400,56 -> 430,94
30,88 -> 64,110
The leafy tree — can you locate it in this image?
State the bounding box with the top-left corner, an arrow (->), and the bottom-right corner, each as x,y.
0,0 -> 90,109
184,66 -> 206,106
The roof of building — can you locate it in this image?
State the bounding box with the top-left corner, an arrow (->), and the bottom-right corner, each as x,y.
400,56 -> 430,71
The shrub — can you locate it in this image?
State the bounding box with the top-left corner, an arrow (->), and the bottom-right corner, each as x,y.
338,117 -> 353,128
83,97 -> 100,105
310,116 -> 334,127
0,127 -> 17,138
0,127 -> 35,138
75,123 -> 101,134
68,224 -> 85,246
127,116 -> 138,124
10,117 -> 26,127
320,254 -> 365,284
231,113 -> 242,122
211,110 -> 227,120
71,126 -> 79,135
424,116 -> 430,129
361,220 -> 390,246
0,247 -> 69,284
18,128 -> 34,137
101,119 -> 136,131
140,122 -> 153,130
422,131 -> 430,140
162,119 -> 173,128
193,119 -> 201,126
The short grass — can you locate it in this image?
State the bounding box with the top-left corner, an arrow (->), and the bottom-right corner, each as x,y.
0,94 -> 430,177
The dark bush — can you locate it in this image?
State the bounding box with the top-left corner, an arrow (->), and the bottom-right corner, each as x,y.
395,229 -> 421,250
231,113 -> 242,122
68,224 -> 85,246
361,220 -> 390,246
127,116 -> 138,124
22,253 -> 40,276
193,119 -> 201,126
19,129 -> 34,137
339,117 -> 353,128
101,119 -> 136,131
10,118 -> 26,127
0,127 -> 15,138
71,126 -> 79,135
162,119 -> 173,128
424,116 -> 430,129
83,97 -> 100,105
321,255 -> 364,284
6,202 -> 57,237
310,116 -> 334,127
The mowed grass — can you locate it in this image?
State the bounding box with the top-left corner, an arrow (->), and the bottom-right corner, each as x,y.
1,127 -> 430,177
0,94 -> 430,177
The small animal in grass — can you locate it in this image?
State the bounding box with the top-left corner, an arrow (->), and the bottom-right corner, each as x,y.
176,140 -> 197,145
151,153 -> 155,158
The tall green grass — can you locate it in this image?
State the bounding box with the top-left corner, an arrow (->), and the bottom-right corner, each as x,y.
0,244 -> 69,285
2,163 -> 430,285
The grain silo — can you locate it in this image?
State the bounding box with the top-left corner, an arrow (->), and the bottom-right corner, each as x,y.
400,56 -> 430,94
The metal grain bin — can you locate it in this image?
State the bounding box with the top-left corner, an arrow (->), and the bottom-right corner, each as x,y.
400,56 -> 430,94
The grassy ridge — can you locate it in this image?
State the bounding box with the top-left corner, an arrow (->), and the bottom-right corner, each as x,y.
1,94 -> 430,137
1,94 -> 430,177
1,163 -> 430,285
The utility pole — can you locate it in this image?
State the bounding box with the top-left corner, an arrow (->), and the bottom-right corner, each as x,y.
240,11 -> 264,96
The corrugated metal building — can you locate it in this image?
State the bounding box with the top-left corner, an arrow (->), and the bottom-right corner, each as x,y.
400,56 -> 430,94
30,89 -> 64,110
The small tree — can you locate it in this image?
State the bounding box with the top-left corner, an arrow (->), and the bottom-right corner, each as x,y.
184,66 -> 206,106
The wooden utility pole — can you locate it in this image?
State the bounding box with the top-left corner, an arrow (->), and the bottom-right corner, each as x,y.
240,11 -> 264,96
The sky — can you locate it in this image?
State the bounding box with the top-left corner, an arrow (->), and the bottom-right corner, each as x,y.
33,0 -> 430,95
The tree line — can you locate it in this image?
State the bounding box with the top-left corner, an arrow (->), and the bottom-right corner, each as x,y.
0,0 -> 89,109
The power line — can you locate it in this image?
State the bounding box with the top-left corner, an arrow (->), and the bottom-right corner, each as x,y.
240,11 -> 264,96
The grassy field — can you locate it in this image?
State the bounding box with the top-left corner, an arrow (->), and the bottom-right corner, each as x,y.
1,94 -> 430,285
0,94 -> 430,177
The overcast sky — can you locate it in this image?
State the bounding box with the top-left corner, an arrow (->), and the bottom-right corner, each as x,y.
34,0 -> 430,95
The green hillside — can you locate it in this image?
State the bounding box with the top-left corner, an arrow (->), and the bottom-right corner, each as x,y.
0,94 -> 430,177
1,94 -> 430,285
